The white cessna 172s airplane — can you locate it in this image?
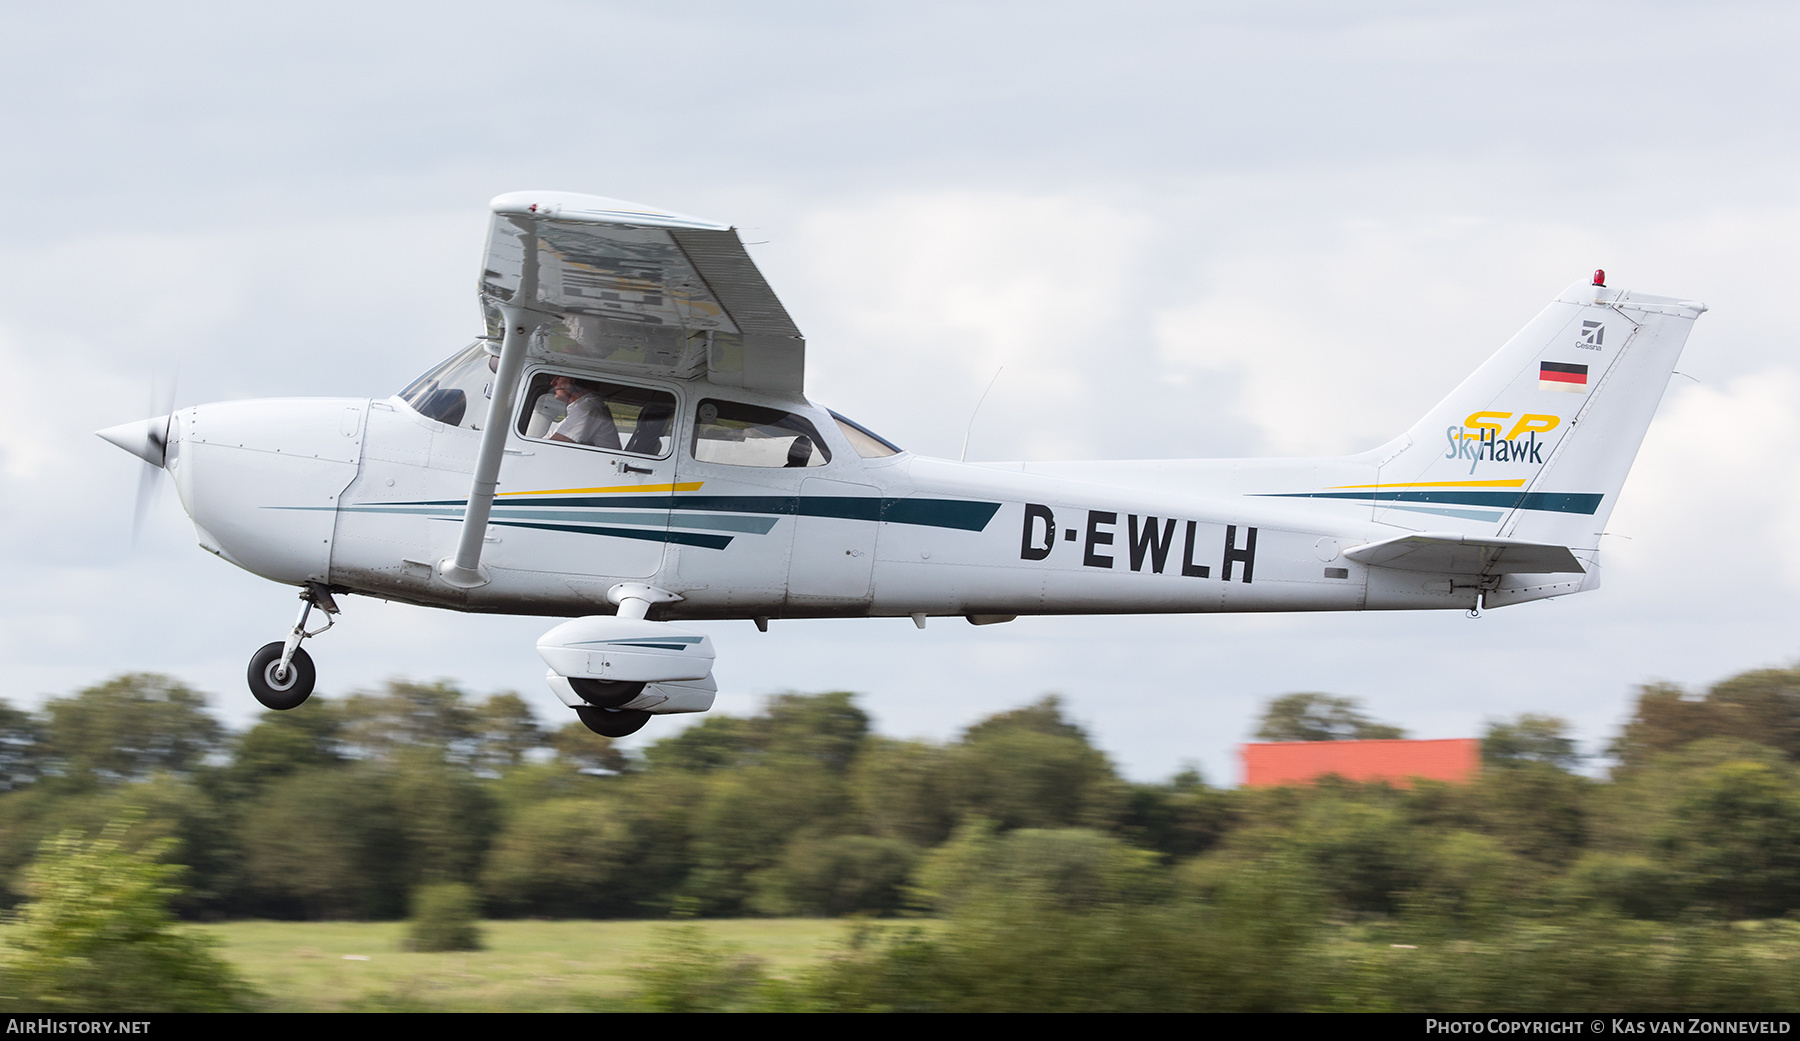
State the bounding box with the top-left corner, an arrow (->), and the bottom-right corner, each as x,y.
98,191 -> 1706,738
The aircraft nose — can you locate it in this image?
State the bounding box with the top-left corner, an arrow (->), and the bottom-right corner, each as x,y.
96,415 -> 172,468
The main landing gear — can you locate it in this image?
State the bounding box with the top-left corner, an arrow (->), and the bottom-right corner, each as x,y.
575,705 -> 652,738
569,679 -> 652,736
247,584 -> 339,710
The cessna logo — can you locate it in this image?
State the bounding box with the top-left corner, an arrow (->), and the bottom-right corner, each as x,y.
1578,320 -> 1604,349
1019,505 -> 1256,583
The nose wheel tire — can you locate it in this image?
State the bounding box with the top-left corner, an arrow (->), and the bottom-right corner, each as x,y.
568,677 -> 647,708
575,706 -> 651,738
248,642 -> 316,710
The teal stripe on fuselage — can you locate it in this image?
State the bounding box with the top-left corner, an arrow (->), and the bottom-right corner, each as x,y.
495,508 -> 777,534
487,520 -> 733,550
381,495 -> 1003,531
1257,490 -> 1603,514
336,504 -> 778,535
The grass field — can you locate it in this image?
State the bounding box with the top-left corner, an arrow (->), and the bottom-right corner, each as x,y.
199,919 -> 863,1011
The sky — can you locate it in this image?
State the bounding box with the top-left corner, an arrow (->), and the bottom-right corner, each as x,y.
2,1 -> 1798,782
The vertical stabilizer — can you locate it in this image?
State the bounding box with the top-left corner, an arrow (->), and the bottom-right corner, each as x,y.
1361,281 -> 1704,559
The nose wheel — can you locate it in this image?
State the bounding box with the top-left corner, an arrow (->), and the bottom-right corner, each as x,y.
247,584 -> 338,710
248,642 -> 315,710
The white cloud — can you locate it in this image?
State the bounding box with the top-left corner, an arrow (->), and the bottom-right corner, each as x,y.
1609,369 -> 1800,586
793,190 -> 1156,461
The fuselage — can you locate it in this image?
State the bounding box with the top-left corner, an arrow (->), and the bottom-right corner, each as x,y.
97,187 -> 1702,730
161,372 -> 1488,624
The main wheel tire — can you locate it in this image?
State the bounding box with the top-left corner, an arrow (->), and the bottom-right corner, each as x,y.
247,642 -> 315,710
575,706 -> 651,738
568,677 -> 647,708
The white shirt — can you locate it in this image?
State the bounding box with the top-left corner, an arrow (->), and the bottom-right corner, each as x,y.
553,393 -> 620,449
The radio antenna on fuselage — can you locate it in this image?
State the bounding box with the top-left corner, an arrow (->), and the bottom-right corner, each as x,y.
960,366 -> 1004,463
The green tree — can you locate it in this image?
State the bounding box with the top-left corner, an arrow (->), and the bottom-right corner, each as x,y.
1705,669 -> 1800,760
42,675 -> 223,787
1610,682 -> 1725,768
1116,768 -> 1235,860
1254,693 -> 1405,742
1662,759 -> 1800,919
1483,714 -> 1582,770
641,715 -> 755,773
481,796 -> 651,917
1404,830 -> 1531,928
752,835 -> 920,916
1611,669 -> 1800,769
962,695 -> 1089,744
403,882 -> 484,952
1554,851 -> 1683,920
1278,795 -> 1422,915
386,749 -> 498,886
469,692 -> 545,775
1466,762 -> 1591,868
682,762 -> 853,915
338,679 -> 479,764
0,699 -> 45,792
644,692 -> 870,775
238,766 -> 409,918
0,821 -> 252,1011
947,697 -> 1126,830
224,700 -> 345,792
850,738 -> 956,847
549,720 -> 631,775
1588,739 -> 1800,919
911,820 -> 1166,913
756,692 -> 869,772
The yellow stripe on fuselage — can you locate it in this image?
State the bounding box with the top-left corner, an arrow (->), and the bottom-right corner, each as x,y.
1325,479 -> 1527,490
496,482 -> 705,497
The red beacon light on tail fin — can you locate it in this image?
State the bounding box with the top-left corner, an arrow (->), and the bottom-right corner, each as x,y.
1592,269 -> 1606,287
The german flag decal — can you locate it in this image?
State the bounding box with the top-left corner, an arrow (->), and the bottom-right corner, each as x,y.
1539,361 -> 1589,394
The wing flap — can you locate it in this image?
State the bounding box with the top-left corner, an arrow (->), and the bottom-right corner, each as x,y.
1343,532 -> 1584,575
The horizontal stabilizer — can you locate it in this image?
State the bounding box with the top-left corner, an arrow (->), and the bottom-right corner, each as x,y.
1343,532 -> 1584,575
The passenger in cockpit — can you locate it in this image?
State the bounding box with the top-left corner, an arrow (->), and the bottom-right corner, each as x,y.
548,375 -> 621,450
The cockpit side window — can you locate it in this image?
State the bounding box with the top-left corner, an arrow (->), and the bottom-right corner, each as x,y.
515,371 -> 677,459
398,341 -> 497,431
692,399 -> 831,468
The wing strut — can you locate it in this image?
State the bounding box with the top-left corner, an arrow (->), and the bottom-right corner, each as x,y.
436,218 -> 543,589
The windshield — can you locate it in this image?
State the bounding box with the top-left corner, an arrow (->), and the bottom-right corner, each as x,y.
398,342 -> 497,430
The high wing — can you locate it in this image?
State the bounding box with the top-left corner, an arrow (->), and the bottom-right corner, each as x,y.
481,191 -> 805,394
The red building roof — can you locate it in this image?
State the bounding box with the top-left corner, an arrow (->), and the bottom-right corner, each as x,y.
1239,738 -> 1481,788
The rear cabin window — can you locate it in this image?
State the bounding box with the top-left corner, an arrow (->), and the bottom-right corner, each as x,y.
516,372 -> 677,458
691,399 -> 831,468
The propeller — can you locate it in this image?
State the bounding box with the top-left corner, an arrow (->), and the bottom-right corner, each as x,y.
96,373 -> 178,543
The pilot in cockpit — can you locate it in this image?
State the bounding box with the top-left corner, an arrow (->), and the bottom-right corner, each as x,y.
547,375 -> 621,450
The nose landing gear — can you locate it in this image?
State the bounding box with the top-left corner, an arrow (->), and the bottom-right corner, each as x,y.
247,584 -> 339,710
